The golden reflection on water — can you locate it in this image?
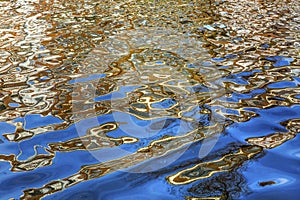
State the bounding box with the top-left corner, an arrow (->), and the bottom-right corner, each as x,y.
167,145 -> 263,185
0,0 -> 299,199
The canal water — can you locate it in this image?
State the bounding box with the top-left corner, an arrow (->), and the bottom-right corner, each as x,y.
0,0 -> 299,199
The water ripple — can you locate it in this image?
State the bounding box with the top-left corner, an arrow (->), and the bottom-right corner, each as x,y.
0,0 -> 299,199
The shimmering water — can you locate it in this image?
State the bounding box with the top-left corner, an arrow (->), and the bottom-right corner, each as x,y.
0,0 -> 299,199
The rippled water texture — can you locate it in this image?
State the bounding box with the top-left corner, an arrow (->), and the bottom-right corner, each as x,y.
0,0 -> 300,199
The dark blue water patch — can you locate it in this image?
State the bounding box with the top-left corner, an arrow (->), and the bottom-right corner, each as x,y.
151,99 -> 177,109
69,73 -> 106,84
246,189 -> 300,200
55,191 -> 98,200
293,76 -> 300,83
34,124 -> 79,144
24,114 -> 63,130
224,108 -> 240,115
243,161 -> 300,200
0,171 -> 53,199
221,88 -> 266,103
8,103 -> 20,107
257,105 -> 300,121
221,70 -> 262,85
265,56 -> 294,67
261,44 -> 270,49
265,135 -> 300,174
0,139 -> 21,155
51,150 -> 99,172
272,134 -> 300,162
51,151 -> 97,178
0,122 -> 15,135
12,117 -> 25,124
228,106 -> 300,143
45,170 -> 177,200
267,81 -> 297,89
0,162 -> 11,196
243,135 -> 300,200
211,57 -> 226,62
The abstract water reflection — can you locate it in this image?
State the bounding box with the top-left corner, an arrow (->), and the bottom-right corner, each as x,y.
0,0 -> 299,199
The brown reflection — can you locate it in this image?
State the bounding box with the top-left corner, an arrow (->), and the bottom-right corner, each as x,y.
246,118 -> 300,149
21,123 -> 226,199
186,197 -> 223,200
186,168 -> 251,200
49,122 -> 138,152
0,147 -> 54,172
259,180 -> 276,187
167,145 -> 263,185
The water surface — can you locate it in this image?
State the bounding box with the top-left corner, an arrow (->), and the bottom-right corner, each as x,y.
0,0 -> 299,199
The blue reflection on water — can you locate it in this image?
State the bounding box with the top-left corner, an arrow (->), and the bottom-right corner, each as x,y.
24,114 -> 63,130
151,99 -> 177,109
268,81 -> 297,89
2,103 -> 300,200
69,73 -> 106,84
2,85 -> 300,200
244,135 -> 300,199
265,56 -> 295,67
43,133 -> 239,200
229,106 -> 300,142
0,122 -> 15,134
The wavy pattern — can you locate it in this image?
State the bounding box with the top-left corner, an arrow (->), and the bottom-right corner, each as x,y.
0,0 -> 299,199
167,145 -> 263,185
